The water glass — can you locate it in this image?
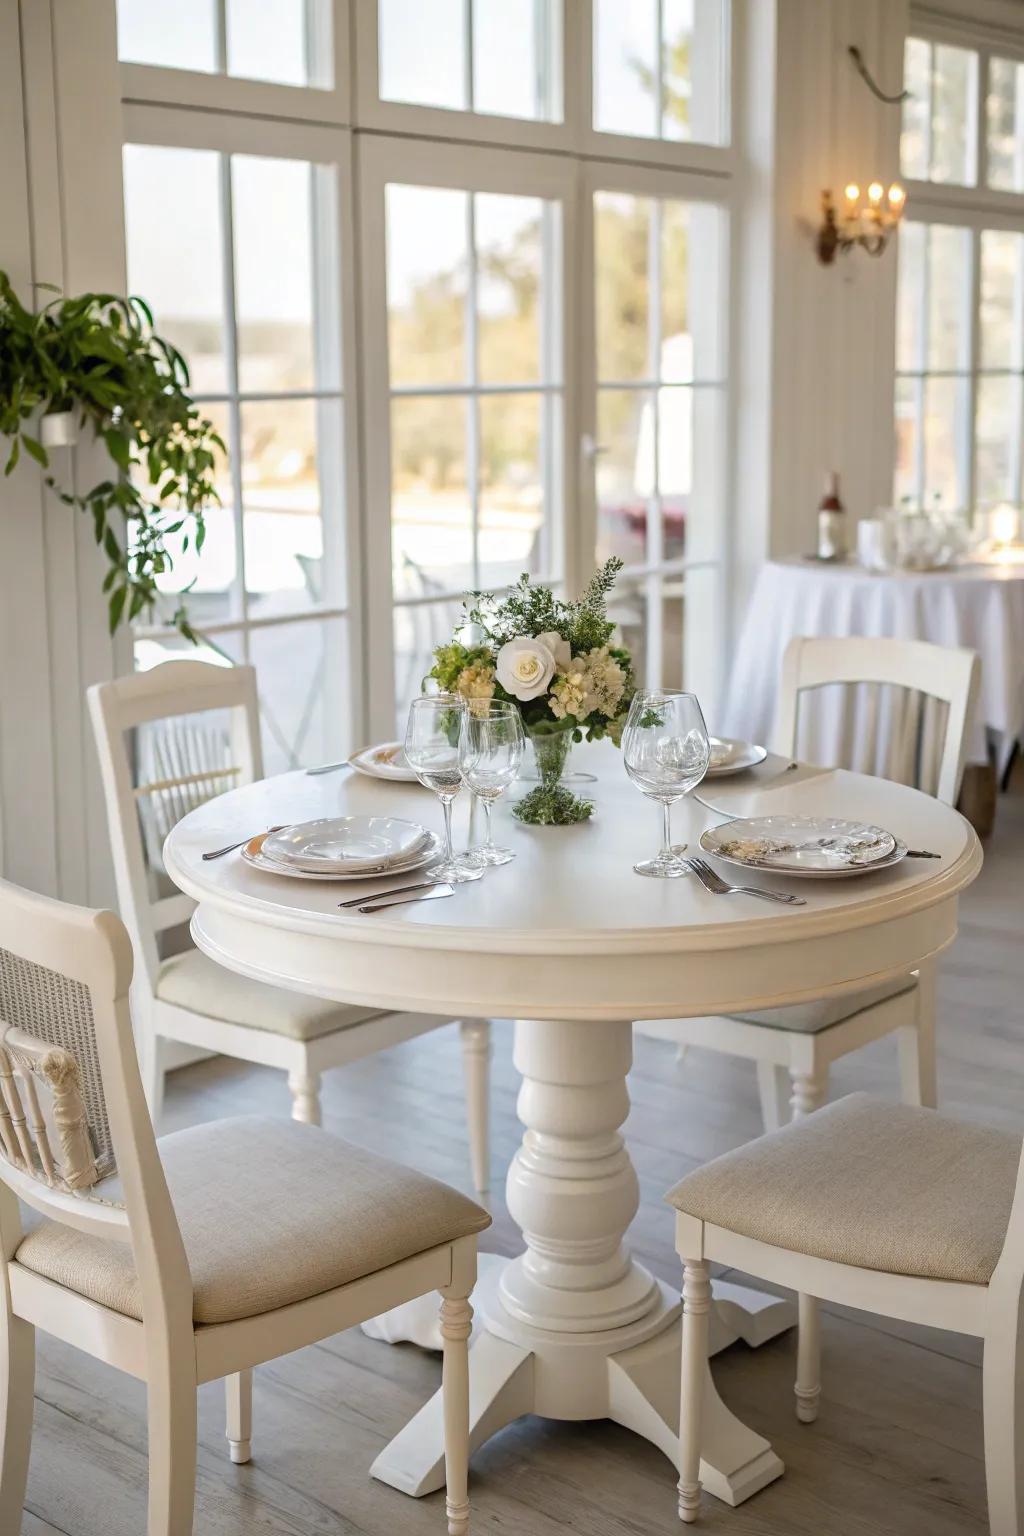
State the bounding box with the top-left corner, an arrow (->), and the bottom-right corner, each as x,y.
622,690 -> 711,878
404,696 -> 483,885
458,704 -> 525,866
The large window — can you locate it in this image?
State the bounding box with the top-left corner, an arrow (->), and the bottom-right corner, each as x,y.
896,27 -> 1024,516
118,0 -> 734,752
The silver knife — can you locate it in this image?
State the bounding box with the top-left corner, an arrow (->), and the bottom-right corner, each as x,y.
338,879 -> 439,908
357,884 -> 454,914
306,760 -> 352,776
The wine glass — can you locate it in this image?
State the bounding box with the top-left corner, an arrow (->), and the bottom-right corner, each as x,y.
458,704 -> 525,867
622,690 -> 710,878
404,696 -> 483,885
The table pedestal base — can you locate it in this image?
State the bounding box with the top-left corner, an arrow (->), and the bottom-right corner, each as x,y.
369,1255 -> 789,1506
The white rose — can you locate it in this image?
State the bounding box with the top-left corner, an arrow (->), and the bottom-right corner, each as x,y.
496,636 -> 556,701
535,630 -> 572,672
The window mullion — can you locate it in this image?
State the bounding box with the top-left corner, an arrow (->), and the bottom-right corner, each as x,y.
963,226 -> 981,514
464,0 -> 475,113
466,193 -> 481,589
217,152 -> 248,641
646,198 -> 664,687
215,0 -> 228,75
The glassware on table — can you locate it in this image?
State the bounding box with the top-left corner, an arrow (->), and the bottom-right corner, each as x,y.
622,690 -> 711,878
403,695 -> 483,885
458,703 -> 525,867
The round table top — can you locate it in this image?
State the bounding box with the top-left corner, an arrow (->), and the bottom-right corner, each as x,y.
163,745 -> 982,1023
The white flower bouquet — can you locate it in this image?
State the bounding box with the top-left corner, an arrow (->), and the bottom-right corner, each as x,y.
428,557 -> 637,824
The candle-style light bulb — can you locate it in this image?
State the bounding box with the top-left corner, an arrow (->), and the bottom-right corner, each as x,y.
844,182 -> 860,204
888,182 -> 906,209
867,181 -> 884,204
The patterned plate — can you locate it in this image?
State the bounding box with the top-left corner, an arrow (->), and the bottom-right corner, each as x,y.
700,814 -> 905,879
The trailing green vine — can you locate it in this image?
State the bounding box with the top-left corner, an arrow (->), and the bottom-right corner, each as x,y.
0,272 -> 224,638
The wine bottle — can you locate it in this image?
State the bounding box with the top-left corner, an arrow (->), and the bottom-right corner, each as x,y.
817,471 -> 846,561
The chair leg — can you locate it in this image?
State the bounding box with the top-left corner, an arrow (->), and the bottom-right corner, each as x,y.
678,1257 -> 711,1524
288,1069 -> 322,1126
0,1312 -> 35,1529
460,1020 -> 491,1196
147,1360 -> 197,1536
756,1061 -> 790,1132
440,1289 -> 474,1536
790,1067 -> 825,1428
225,1369 -> 252,1464
983,1324 -> 1024,1536
143,1028 -> 167,1130
795,1292 -> 821,1423
898,962 -> 938,1108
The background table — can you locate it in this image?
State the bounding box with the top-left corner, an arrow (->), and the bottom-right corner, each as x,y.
164,748 -> 981,1511
722,557 -> 1024,781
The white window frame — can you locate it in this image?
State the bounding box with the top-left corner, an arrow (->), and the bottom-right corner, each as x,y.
116,0 -> 739,747
122,103 -> 365,761
121,0 -> 350,125
898,7 -> 1024,513
579,158 -> 731,704
357,133 -> 579,739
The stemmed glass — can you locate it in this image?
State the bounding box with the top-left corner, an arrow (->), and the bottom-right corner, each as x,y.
404,696 -> 483,885
458,704 -> 525,867
622,690 -> 710,878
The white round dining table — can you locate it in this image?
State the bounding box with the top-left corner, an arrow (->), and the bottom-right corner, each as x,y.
163,744 -> 981,1511
722,555 -> 1024,778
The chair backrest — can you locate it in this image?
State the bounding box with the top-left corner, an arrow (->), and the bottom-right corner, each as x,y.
772,635 -> 980,806
0,877 -> 190,1333
88,661 -> 263,1000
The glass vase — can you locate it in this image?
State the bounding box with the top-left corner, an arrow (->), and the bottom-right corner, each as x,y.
527,727 -> 573,790
515,726 -> 594,826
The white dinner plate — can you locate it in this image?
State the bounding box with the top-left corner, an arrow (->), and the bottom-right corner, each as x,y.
348,742 -> 419,783
264,816 -> 428,873
705,737 -> 769,778
241,830 -> 440,882
700,814 -> 904,878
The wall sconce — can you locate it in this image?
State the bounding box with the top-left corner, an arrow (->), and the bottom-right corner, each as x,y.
816,181 -> 906,264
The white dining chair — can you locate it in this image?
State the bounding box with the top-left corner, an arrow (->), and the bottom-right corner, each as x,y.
637,635 -> 981,1129
88,660 -> 493,1192
0,876 -> 489,1534
668,1092 -> 1024,1533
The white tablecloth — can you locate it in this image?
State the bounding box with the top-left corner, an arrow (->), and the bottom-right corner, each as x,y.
722,557 -> 1024,780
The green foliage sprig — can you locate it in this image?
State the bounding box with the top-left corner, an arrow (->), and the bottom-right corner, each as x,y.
513,785 -> 595,826
465,555 -> 625,656
0,272 -> 224,637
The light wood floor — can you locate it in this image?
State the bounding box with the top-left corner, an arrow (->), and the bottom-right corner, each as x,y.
21,776 -> 1024,1535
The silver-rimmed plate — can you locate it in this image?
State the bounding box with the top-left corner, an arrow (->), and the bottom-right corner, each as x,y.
348,742 -> 419,783
241,830 -> 441,882
700,814 -> 904,879
705,737 -> 769,778
264,815 -> 428,873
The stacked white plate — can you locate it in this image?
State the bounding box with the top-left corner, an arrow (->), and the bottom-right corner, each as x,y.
705,736 -> 769,777
241,815 -> 439,882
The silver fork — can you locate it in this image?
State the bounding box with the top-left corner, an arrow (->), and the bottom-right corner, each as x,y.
685,855 -> 806,906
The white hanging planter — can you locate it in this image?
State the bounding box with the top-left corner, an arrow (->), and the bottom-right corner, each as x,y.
40,410 -> 78,449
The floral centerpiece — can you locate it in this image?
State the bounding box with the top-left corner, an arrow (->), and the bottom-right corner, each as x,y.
429,556 -> 636,825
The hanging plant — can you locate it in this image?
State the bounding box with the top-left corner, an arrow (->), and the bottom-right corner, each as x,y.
0,271 -> 224,638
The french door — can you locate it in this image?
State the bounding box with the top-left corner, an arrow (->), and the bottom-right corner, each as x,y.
122,106 -> 362,774
358,135 -> 578,739
580,162 -> 730,713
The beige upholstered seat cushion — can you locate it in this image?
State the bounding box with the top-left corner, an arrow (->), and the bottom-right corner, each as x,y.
157,948 -> 384,1042
730,973 -> 916,1033
666,1093 -> 1022,1285
15,1117 -> 490,1324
